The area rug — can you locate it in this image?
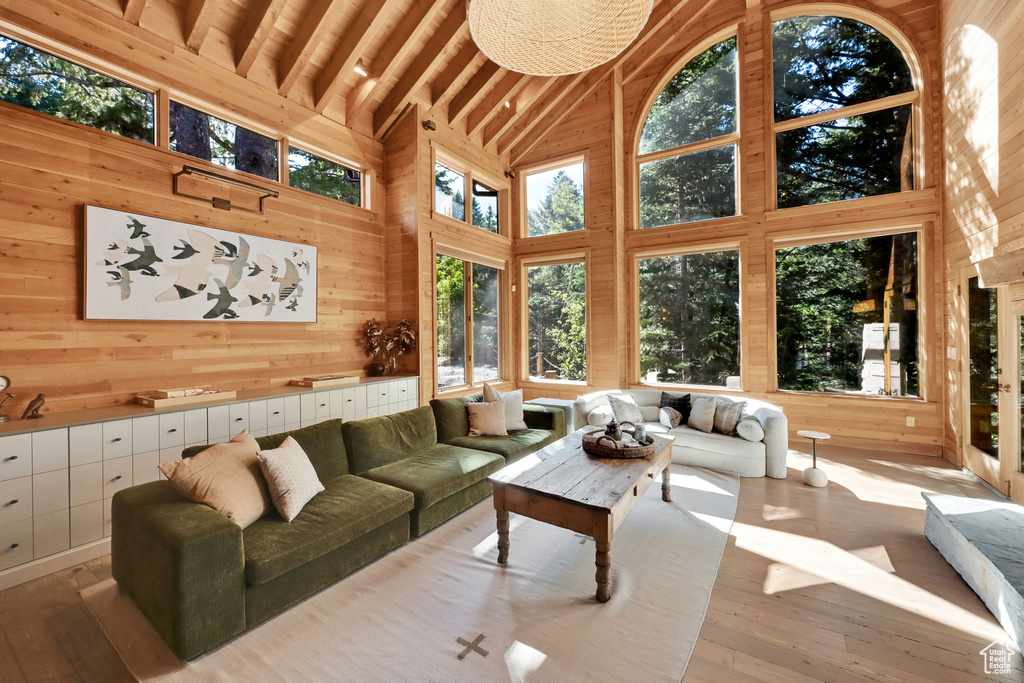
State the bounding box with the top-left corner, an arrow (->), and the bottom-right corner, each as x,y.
82,466 -> 739,682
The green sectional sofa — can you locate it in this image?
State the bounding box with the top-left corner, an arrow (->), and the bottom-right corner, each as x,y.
111,401 -> 565,661
430,392 -> 565,463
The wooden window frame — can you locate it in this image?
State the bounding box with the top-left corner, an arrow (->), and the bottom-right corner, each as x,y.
431,147 -> 507,237
517,154 -> 589,240
285,141 -> 368,209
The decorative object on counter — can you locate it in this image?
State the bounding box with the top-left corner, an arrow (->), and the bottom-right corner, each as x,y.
581,425 -> 655,459
21,393 -> 45,420
84,205 -> 317,323
289,374 -> 360,388
154,386 -> 222,399
367,362 -> 386,377
0,375 -> 12,422
135,389 -> 237,408
361,318 -> 417,375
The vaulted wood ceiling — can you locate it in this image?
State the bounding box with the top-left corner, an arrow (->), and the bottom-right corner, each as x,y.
113,0 -> 717,164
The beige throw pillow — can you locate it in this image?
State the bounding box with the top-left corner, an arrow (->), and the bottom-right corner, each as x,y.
257,436 -> 325,522
608,394 -> 644,424
714,399 -> 746,436
736,416 -> 765,442
482,385 -> 527,430
688,397 -> 716,433
158,430 -> 271,529
659,406 -> 683,429
467,401 -> 508,436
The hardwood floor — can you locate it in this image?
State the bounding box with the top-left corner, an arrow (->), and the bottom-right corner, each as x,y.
0,446 -> 1020,682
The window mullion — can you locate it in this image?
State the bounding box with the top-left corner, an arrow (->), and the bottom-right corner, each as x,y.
771,90 -> 918,134
636,132 -> 740,165
465,262 -> 475,386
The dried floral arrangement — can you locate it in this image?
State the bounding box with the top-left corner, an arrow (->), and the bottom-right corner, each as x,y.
361,318 -> 416,374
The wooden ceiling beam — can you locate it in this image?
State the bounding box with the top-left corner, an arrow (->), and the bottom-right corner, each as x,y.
430,42 -> 481,106
447,60 -> 502,126
277,0 -> 336,95
465,71 -> 527,136
312,0 -> 398,113
122,0 -> 147,24
373,7 -> 467,136
341,0 -> 448,121
507,0 -> 718,165
182,0 -> 218,53
481,77 -> 549,147
235,0 -> 288,78
495,73 -> 585,155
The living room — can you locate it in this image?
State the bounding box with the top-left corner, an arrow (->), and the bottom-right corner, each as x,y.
1,0 -> 1022,680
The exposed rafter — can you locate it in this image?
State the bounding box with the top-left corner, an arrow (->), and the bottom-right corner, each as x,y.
277,0 -> 335,96
465,71 -> 527,137
495,73 -> 585,155
430,42 -> 481,106
481,78 -> 549,147
342,0 -> 449,122
447,60 -> 502,126
373,6 -> 467,136
182,0 -> 218,53
235,0 -> 287,78
122,0 -> 147,25
312,0 -> 398,113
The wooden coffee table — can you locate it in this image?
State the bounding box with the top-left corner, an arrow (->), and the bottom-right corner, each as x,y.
487,430 -> 675,602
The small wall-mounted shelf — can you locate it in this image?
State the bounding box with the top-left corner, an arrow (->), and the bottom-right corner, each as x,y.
172,164 -> 279,215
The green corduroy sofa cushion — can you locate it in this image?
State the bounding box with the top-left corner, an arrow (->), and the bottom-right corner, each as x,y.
242,474 -> 414,585
181,419 -> 348,482
358,443 -> 503,508
429,393 -> 483,443
447,428 -> 559,464
342,406 -> 437,473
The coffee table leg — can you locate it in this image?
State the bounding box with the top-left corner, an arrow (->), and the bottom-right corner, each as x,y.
661,462 -> 672,502
496,509 -> 509,564
595,542 -> 611,602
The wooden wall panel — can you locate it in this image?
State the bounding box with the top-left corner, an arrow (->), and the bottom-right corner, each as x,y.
515,0 -> 946,455
940,0 -> 1024,464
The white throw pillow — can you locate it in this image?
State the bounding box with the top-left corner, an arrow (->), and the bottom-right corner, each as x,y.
659,406 -> 682,429
608,394 -> 644,424
482,384 -> 527,430
587,405 -> 614,426
688,397 -> 716,433
257,436 -> 325,522
467,401 -> 508,436
736,417 -> 765,442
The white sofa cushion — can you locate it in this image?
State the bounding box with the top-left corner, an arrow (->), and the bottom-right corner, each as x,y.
688,396 -> 716,433
736,417 -> 765,442
608,394 -> 643,424
588,404 -> 614,426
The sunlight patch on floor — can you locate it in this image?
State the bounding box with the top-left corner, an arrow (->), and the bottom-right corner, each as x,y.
762,504 -> 803,521
473,515 -> 528,559
763,545 -> 894,594
788,453 -> 933,509
733,521 -> 1007,642
504,640 -> 547,683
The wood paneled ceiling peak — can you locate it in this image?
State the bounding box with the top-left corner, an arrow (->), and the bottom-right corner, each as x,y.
100,0 -> 697,153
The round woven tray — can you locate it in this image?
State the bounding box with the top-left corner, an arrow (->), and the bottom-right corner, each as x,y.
581,427 -> 656,459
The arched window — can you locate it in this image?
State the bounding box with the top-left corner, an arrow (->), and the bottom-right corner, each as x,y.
772,15 -> 917,208
637,36 -> 739,229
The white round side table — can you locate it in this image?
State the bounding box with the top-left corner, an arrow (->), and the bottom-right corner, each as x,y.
797,430 -> 830,487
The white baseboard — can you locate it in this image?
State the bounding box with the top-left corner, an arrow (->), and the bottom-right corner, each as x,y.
0,539 -> 111,591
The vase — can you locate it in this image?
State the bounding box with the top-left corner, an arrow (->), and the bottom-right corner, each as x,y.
368,362 -> 385,377
386,356 -> 399,375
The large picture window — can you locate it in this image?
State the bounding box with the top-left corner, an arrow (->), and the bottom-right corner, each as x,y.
637,37 -> 738,228
434,157 -> 501,234
775,231 -> 919,396
638,250 -> 740,386
773,16 -> 916,208
169,101 -> 279,180
525,161 -> 585,237
288,146 -> 362,206
436,254 -> 500,391
0,35 -> 154,143
526,260 -> 586,382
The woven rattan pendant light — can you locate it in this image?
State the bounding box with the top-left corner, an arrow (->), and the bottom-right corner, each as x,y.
467,0 -> 654,77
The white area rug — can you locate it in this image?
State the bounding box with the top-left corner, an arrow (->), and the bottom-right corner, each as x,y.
82,467 -> 739,682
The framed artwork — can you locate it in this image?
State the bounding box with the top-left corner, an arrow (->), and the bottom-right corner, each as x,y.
84,205 -> 317,322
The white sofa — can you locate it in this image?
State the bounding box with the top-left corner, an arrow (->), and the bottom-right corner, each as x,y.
573,389 -> 788,478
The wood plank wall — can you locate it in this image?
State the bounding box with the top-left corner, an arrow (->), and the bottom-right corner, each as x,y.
513,0 -> 946,455
0,3 -> 389,416
940,0 -> 1024,464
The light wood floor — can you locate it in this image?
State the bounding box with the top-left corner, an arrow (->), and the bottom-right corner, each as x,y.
1,447 -> 1022,682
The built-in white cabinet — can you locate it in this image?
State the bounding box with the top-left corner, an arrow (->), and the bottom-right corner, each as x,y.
0,376 -> 419,578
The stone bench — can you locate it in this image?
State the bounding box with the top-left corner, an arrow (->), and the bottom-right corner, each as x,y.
923,492 -> 1024,651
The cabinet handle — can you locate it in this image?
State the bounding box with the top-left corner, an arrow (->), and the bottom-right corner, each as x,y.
113,475 -> 123,481
169,428 -> 178,433
273,411 -> 281,415
347,399 -> 353,403
235,417 -> 244,422
9,543 -> 18,549
5,456 -> 16,461
112,437 -> 122,442
320,403 -> 327,408
9,499 -> 18,505
401,389 -> 407,393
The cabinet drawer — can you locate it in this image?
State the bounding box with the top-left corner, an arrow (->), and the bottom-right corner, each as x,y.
183,409 -> 208,445
267,398 -> 285,431
0,519 -> 33,571
0,477 -> 32,525
34,509 -> 69,559
102,457 -> 133,499
132,415 -> 160,454
159,412 -> 185,449
133,451 -> 160,486
299,393 -> 315,427
339,388 -> 357,421
33,470 -> 69,516
386,381 -> 400,404
0,434 -> 32,481
248,400 -> 268,433
207,405 -> 230,441
32,429 -> 69,474
397,379 -> 414,404
69,423 -> 103,467
71,501 -> 103,547
229,403 -> 249,434
329,390 -> 346,421
314,392 -> 331,424
284,396 -> 301,426
70,462 -> 103,506
102,421 -> 133,460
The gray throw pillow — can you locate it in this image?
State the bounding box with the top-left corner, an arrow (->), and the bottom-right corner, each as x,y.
736,417 -> 765,442
688,397 -> 715,433
713,399 -> 746,436
659,406 -> 682,429
608,394 -> 644,424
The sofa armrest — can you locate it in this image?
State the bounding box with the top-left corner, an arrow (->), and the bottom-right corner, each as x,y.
523,404 -> 566,438
753,407 -> 789,479
111,482 -> 246,660
572,393 -> 612,431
